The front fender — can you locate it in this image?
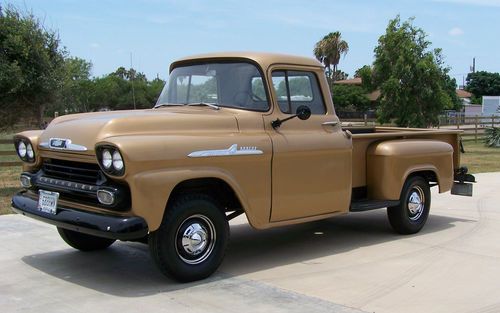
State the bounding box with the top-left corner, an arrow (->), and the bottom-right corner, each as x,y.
129,167 -> 269,231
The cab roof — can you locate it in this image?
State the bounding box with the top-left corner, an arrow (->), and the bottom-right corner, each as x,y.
170,51 -> 324,72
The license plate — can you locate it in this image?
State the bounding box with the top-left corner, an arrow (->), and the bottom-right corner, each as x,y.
38,190 -> 59,214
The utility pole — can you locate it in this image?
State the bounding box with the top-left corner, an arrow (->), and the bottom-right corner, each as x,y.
130,52 -> 137,110
470,57 -> 476,73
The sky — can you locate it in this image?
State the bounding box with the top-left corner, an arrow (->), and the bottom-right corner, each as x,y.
5,0 -> 500,86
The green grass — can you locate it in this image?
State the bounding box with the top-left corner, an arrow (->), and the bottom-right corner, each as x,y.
0,137 -> 498,216
461,140 -> 500,173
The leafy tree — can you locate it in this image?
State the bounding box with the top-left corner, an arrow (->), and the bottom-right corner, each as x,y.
53,57 -> 93,114
372,16 -> 459,127
0,4 -> 66,128
332,70 -> 348,81
333,85 -> 371,111
354,65 -> 370,78
313,31 -> 349,88
466,71 -> 500,98
355,65 -> 377,92
87,68 -> 164,111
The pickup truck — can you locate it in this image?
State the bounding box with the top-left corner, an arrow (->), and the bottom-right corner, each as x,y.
12,52 -> 475,282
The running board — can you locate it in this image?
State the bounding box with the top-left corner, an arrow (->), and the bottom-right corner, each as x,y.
350,200 -> 400,212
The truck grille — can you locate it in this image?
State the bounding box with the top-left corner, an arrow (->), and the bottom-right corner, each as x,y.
42,159 -> 103,184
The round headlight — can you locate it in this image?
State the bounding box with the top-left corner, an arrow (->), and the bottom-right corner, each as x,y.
18,141 -> 27,157
112,151 -> 124,171
26,143 -> 34,159
102,149 -> 112,169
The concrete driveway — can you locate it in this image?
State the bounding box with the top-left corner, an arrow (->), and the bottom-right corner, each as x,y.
1,172 -> 499,313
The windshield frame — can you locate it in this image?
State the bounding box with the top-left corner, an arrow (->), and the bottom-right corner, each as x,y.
156,59 -> 272,113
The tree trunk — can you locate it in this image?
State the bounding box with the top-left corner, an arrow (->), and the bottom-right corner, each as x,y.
37,104 -> 46,129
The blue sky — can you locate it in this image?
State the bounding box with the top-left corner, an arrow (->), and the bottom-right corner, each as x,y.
5,0 -> 500,85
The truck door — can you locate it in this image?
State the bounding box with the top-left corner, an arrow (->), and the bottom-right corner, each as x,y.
263,67 -> 352,222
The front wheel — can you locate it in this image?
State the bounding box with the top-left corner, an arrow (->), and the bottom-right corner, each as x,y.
57,227 -> 115,251
387,176 -> 431,234
149,194 -> 229,282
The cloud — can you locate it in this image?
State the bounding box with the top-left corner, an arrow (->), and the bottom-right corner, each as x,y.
449,27 -> 464,36
433,0 -> 500,7
90,43 -> 100,49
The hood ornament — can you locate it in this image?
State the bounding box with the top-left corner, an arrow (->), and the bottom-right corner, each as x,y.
39,138 -> 88,152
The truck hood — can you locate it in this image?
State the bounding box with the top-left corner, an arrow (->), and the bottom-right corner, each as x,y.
38,108 -> 239,155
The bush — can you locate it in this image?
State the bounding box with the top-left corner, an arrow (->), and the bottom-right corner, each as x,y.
485,127 -> 500,147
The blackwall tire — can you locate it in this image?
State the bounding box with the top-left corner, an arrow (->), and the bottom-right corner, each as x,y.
149,194 -> 229,282
387,176 -> 431,234
57,227 -> 115,251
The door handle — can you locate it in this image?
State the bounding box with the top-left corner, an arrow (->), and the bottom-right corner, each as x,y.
322,121 -> 339,126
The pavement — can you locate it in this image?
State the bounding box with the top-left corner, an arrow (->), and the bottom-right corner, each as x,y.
1,172 -> 500,313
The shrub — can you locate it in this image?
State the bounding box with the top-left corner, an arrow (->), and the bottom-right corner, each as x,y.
485,127 -> 500,147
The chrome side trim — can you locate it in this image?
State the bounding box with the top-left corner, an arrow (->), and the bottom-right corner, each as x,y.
322,121 -> 339,126
188,144 -> 263,158
39,138 -> 88,152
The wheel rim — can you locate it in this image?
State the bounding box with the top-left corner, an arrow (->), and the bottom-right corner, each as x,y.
175,214 -> 216,265
407,186 -> 425,221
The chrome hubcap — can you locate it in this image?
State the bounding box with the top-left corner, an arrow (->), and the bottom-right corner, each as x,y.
181,223 -> 208,256
176,214 -> 216,265
408,186 -> 425,221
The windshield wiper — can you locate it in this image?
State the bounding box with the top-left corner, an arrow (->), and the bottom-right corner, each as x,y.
153,103 -> 184,109
186,102 -> 220,110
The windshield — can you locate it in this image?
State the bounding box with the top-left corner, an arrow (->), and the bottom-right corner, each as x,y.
156,62 -> 269,111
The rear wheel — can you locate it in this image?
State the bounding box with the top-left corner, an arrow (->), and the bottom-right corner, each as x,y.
149,194 -> 229,282
387,176 -> 431,234
57,227 -> 115,251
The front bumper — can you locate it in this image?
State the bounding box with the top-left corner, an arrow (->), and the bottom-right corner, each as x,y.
12,191 -> 148,240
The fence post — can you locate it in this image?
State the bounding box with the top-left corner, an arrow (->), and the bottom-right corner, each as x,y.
475,115 -> 478,143
364,114 -> 368,126
456,114 -> 460,129
493,115 -> 496,128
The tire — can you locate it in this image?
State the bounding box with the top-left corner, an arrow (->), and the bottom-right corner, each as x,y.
57,227 -> 115,251
387,176 -> 431,234
149,194 -> 229,282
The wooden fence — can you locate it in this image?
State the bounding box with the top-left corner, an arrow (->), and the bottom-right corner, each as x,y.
436,115 -> 500,142
0,139 -> 21,168
341,114 -> 500,143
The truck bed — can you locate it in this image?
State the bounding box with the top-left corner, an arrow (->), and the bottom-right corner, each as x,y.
347,126 -> 462,189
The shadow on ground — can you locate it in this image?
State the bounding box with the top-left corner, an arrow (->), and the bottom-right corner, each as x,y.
22,209 -> 473,297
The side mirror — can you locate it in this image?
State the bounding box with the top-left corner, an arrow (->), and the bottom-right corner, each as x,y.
271,105 -> 312,129
296,105 -> 311,121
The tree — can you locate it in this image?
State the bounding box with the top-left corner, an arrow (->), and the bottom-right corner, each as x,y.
466,71 -> 500,98
371,16 -> 459,127
313,31 -> 349,89
332,85 -> 371,112
0,5 -> 66,128
55,57 -> 93,114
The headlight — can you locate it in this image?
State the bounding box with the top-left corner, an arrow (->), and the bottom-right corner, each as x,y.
18,141 -> 27,157
26,143 -> 34,159
112,151 -> 124,171
15,139 -> 36,163
102,150 -> 112,169
96,145 -> 125,176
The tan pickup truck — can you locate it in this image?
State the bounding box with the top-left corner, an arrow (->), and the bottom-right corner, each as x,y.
12,52 -> 475,282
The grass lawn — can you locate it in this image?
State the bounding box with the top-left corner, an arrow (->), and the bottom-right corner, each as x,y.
0,137 -> 498,216
461,140 -> 500,173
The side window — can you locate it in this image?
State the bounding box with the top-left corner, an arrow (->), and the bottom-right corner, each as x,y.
271,70 -> 326,114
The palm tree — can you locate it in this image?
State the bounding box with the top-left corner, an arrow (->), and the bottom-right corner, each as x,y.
314,31 -> 349,88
